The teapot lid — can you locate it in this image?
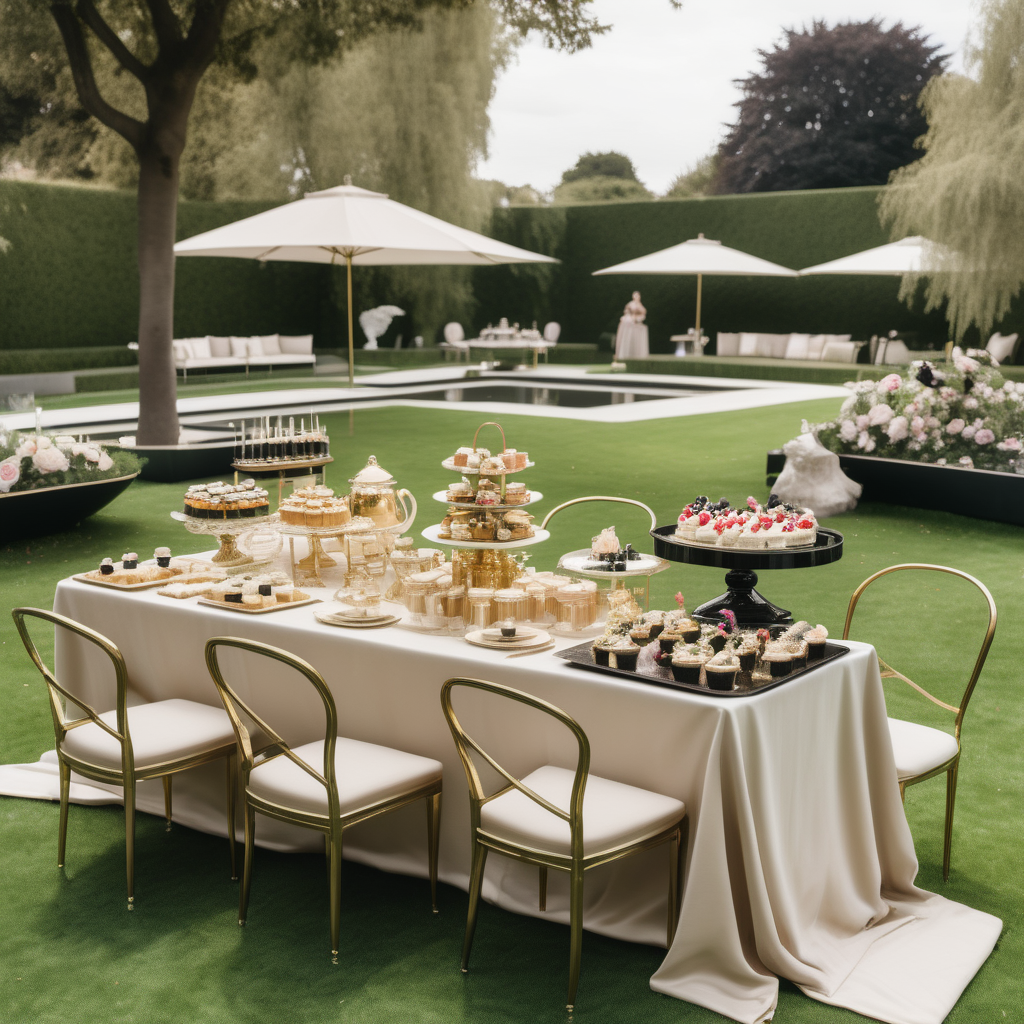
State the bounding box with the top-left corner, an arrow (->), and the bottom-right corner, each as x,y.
350,454 -> 395,486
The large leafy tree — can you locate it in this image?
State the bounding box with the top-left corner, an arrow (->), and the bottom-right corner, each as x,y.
553,150 -> 652,204
0,0 -> 608,445
881,0 -> 1024,342
715,19 -> 947,195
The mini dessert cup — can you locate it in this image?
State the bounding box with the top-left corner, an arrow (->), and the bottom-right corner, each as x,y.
708,632 -> 728,654
659,631 -> 682,655
737,649 -> 757,673
591,640 -> 612,667
762,651 -> 795,677
705,662 -> 738,691
608,640 -> 640,671
679,622 -> 701,644
122,552 -> 138,570
670,654 -> 703,685
154,547 -> 172,568
99,558 -> 114,576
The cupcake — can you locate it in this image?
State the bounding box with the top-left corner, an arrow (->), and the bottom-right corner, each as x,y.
154,547 -> 172,568
670,645 -> 704,685
761,649 -> 795,678
629,624 -> 654,646
707,630 -> 727,654
122,552 -> 138,570
805,625 -> 828,660
608,638 -> 640,671
705,655 -> 739,691
99,557 -> 114,575
591,637 -> 613,666
678,618 -> 701,644
659,630 -> 683,655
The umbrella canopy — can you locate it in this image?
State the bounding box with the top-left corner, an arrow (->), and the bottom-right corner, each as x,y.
174,181 -> 557,384
798,236 -> 930,276
592,233 -> 797,334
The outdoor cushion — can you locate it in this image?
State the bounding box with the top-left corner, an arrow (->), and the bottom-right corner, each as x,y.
230,336 -> 251,358
247,355 -> 315,367
986,332 -> 1019,363
61,698 -> 234,772
887,718 -> 959,782
738,332 -> 760,357
190,336 -> 212,360
716,332 -> 740,356
479,764 -> 685,859
258,333 -> 282,355
247,736 -> 442,817
247,336 -> 265,357
208,335 -> 232,358
279,334 -> 314,355
172,340 -> 193,362
807,334 -> 827,359
822,339 -> 859,363
760,333 -> 791,358
824,333 -> 853,346
785,333 -> 811,360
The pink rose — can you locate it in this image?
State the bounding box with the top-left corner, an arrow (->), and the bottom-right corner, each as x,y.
868,404 -> 894,426
997,437 -> 1023,452
886,416 -> 909,442
0,456 -> 21,493
878,373 -> 902,393
974,429 -> 995,445
32,446 -> 69,474
839,420 -> 858,442
856,414 -> 870,431
962,425 -> 976,440
946,418 -> 965,435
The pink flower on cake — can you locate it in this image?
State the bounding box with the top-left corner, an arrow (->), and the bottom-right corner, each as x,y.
32,446 -> 69,474
878,373 -> 902,393
974,428 -> 995,445
0,456 -> 20,492
868,404 -> 894,426
945,418 -> 965,435
886,416 -> 909,442
674,592 -> 686,609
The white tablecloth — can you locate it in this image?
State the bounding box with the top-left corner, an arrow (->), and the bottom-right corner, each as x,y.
7,569 -> 1000,1024
615,320 -> 649,359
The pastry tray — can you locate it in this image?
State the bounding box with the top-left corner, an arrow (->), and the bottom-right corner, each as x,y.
555,641 -> 850,698
198,592 -> 319,614
73,567 -> 222,591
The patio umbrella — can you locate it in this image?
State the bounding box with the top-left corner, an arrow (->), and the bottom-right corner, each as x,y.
175,179 -> 557,387
592,233 -> 797,335
798,236 -> 932,276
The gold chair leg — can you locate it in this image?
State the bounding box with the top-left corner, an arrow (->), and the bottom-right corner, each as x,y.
567,865 -> 585,1011
667,827 -> 683,946
226,756 -> 238,881
57,757 -> 71,869
124,775 -> 136,910
943,763 -> 959,882
461,838 -> 488,972
426,791 -> 441,914
163,776 -> 173,830
538,866 -> 548,911
239,802 -> 255,926
899,780 -> 906,803
329,829 -> 344,961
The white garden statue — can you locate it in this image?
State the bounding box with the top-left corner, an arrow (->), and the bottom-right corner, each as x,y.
772,432 -> 862,519
359,305 -> 405,349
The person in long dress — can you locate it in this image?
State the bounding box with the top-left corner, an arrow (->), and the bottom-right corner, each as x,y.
614,291 -> 649,359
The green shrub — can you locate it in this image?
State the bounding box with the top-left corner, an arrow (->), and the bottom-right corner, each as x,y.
0,346 -> 137,374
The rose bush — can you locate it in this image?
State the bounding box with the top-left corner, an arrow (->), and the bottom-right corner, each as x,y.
812,348 -> 1024,472
0,435 -> 141,494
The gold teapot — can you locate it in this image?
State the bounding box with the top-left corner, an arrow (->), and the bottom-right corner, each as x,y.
347,455 -> 417,532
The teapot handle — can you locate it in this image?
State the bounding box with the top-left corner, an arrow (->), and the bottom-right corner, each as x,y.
396,488 -> 417,534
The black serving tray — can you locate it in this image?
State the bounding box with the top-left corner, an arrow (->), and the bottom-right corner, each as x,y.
650,524 -> 844,571
555,640 -> 850,698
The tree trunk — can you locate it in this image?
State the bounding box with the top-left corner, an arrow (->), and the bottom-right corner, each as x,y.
135,144 -> 181,446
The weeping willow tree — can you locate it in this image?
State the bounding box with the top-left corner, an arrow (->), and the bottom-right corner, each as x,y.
880,0 -> 1024,341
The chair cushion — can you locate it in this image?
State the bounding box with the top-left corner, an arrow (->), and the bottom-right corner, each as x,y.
247,737 -> 442,817
208,335 -> 232,358
279,334 -> 314,355
822,339 -> 858,363
887,718 -> 959,781
986,332 -> 1018,364
785,333 -> 811,360
716,332 -> 740,356
172,340 -> 193,362
61,698 -> 235,771
189,336 -> 212,360
806,333 -> 827,359
230,336 -> 252,358
479,765 -> 685,858
258,333 -> 282,355
738,332 -> 760,357
760,333 -> 791,358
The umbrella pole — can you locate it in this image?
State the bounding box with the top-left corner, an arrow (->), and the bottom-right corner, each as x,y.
695,273 -> 703,335
346,253 -> 354,436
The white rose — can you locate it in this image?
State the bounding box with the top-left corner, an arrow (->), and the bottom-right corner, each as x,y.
36,436 -> 53,450
868,404 -> 894,426
14,439 -> 36,458
97,452 -> 114,471
32,446 -> 70,474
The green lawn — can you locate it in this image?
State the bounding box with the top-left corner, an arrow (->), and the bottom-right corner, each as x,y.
1,397 -> 1020,1024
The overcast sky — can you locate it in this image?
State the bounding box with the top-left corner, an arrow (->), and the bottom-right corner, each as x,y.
478,0 -> 978,194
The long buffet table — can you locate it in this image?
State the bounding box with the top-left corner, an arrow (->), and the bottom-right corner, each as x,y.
33,564 -> 1001,1024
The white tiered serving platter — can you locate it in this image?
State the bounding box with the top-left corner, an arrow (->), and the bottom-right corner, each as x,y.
440,458 -> 535,474
431,489 -> 542,511
421,525 -> 550,550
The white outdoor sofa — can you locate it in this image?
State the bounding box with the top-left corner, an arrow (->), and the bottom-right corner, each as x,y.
172,334 -> 315,378
715,332 -> 866,363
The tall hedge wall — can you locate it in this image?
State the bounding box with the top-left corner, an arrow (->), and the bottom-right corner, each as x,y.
2,179 -> 1017,361
476,187 -> 1019,353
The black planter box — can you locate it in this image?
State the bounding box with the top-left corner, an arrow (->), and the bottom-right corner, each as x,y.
836,454 -> 1024,526
122,440 -> 237,483
0,473 -> 138,537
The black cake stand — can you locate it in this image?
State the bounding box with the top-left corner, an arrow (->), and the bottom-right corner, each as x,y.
650,525 -> 844,627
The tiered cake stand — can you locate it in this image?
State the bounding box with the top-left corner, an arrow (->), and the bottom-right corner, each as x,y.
170,511 -> 281,570
279,517 -> 377,588
650,524 -> 844,626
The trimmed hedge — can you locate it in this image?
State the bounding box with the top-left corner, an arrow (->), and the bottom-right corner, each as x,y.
0,346 -> 137,375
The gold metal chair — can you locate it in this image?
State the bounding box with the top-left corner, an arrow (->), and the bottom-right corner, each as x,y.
12,607 -> 238,907
205,636 -> 443,959
441,677 -> 686,1011
842,564 -> 997,880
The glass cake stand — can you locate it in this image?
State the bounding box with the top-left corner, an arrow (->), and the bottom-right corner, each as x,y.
650,524 -> 844,627
279,517 -> 378,588
170,511 -> 280,570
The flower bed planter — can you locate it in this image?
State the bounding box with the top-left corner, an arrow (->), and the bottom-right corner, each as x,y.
0,473 -> 139,537
838,455 -> 1024,526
